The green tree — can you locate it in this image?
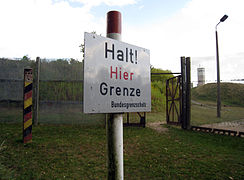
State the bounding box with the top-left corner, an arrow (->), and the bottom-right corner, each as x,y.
150,67 -> 175,112
21,55 -> 30,61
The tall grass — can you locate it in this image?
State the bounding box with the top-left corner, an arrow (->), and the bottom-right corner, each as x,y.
39,81 -> 83,102
1,124 -> 244,179
192,83 -> 244,107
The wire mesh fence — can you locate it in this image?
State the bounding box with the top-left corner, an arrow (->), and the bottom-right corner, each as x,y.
0,58 -> 34,102
0,58 -> 33,123
0,58 -> 105,125
1,57 -> 243,132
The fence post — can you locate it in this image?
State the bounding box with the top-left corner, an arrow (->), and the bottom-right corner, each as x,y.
181,57 -> 187,129
33,57 -> 40,125
186,57 -> 191,129
23,68 -> 33,143
181,56 -> 191,130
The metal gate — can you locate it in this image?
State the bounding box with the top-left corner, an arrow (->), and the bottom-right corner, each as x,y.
166,75 -> 182,125
166,57 -> 191,129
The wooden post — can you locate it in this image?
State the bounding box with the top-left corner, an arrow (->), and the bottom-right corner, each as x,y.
186,57 -> 191,129
181,57 -> 187,129
33,57 -> 40,125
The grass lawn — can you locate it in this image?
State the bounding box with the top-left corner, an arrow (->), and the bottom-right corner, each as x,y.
0,106 -> 22,123
1,123 -> 244,179
0,105 -> 106,125
191,100 -> 244,126
2,101 -> 244,127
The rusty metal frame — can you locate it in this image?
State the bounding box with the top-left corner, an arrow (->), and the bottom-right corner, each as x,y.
191,126 -> 244,137
166,75 -> 182,125
123,112 -> 146,128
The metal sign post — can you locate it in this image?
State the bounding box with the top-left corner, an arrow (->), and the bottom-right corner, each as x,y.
106,11 -> 123,180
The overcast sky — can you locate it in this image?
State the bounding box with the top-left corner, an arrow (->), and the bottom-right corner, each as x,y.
0,0 -> 244,84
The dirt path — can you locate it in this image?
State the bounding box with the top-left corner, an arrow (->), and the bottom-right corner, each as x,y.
147,122 -> 168,133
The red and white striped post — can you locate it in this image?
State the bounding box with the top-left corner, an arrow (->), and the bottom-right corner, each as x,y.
106,11 -> 124,180
107,11 -> 122,40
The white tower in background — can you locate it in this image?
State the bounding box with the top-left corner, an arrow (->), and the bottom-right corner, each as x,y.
197,67 -> 205,86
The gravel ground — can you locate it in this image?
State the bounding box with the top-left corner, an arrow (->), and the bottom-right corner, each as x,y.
201,119 -> 244,132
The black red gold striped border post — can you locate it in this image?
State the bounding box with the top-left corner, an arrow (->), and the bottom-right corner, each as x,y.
23,68 -> 33,144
